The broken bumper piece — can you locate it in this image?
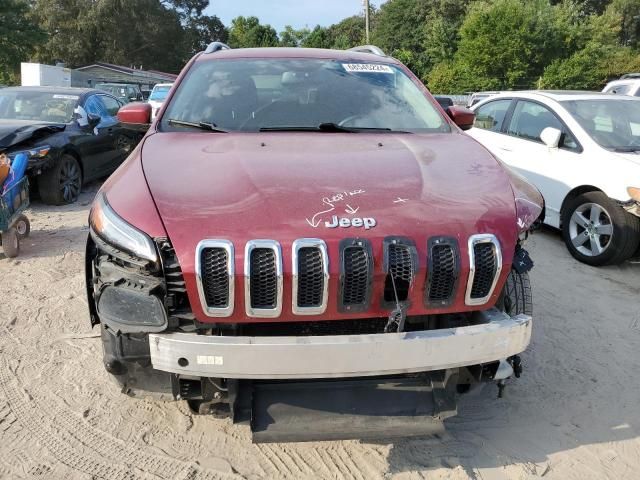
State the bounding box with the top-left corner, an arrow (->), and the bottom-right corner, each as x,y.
149,308 -> 532,380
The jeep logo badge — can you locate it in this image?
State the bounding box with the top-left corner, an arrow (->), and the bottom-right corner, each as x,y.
325,216 -> 377,230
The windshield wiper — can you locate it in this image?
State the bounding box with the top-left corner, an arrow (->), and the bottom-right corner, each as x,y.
167,118 -> 228,133
259,123 -> 398,133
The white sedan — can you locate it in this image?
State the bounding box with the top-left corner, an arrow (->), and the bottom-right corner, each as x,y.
467,91 -> 640,266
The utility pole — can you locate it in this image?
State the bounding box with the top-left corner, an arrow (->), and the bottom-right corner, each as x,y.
364,0 -> 370,43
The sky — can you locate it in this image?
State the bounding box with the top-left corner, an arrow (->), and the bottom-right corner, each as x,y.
206,0 -> 387,34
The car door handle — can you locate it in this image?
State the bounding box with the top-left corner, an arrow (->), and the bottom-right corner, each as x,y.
498,146 -> 512,152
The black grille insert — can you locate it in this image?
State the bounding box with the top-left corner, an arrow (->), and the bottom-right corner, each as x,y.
383,242 -> 415,302
470,242 -> 497,299
296,247 -> 324,308
200,248 -> 229,308
427,240 -> 459,305
250,248 -> 278,309
340,240 -> 372,311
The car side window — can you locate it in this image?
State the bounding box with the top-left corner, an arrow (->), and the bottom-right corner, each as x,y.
507,100 -> 579,151
473,99 -> 511,132
84,95 -> 108,118
608,84 -> 632,95
100,95 -> 121,117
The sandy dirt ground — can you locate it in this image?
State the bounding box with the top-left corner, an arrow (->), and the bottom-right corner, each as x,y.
0,183 -> 639,480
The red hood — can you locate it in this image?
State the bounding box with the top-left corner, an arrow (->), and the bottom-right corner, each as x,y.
140,131 -> 518,322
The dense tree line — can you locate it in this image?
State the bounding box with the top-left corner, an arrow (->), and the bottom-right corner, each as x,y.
2,0 -> 640,91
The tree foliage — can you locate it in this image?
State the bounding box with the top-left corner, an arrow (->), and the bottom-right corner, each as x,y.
228,16 -> 278,48
0,0 -> 46,84
28,0 -> 227,72
8,0 -> 640,92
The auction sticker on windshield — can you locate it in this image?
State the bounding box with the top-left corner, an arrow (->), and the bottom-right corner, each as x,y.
53,94 -> 79,100
342,64 -> 394,74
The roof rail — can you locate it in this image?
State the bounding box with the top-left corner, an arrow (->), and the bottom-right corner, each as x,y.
204,42 -> 231,54
348,45 -> 386,57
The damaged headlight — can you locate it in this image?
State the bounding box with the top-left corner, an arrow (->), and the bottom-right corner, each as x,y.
8,145 -> 51,161
89,193 -> 158,263
504,167 -> 544,234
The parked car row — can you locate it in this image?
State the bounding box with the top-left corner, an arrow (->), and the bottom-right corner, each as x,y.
0,86 -> 142,205
467,91 -> 640,266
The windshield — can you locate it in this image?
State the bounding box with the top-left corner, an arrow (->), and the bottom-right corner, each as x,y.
150,86 -> 171,101
562,98 -> 640,150
0,90 -> 78,123
161,58 -> 448,133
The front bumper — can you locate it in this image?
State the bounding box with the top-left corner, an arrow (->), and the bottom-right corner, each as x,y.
149,308 -> 532,380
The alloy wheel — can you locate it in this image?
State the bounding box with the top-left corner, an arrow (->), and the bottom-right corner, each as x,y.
59,157 -> 81,203
568,202 -> 614,257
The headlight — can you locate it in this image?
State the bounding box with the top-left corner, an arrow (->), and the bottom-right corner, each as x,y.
503,166 -> 544,233
628,187 -> 640,202
89,193 -> 158,262
8,145 -> 51,160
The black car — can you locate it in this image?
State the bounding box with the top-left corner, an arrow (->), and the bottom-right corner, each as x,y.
0,87 -> 141,205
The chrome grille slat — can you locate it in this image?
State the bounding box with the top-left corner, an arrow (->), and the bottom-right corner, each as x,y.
292,239 -> 329,315
195,240 -> 234,317
339,239 -> 373,312
250,249 -> 277,308
383,238 -> 417,304
426,237 -> 460,307
465,234 -> 502,306
201,249 -> 229,307
245,240 -> 283,318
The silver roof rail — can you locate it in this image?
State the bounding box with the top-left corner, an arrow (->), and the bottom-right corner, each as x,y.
348,45 -> 386,57
204,42 -> 231,54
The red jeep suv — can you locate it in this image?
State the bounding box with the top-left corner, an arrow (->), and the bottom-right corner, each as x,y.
86,44 -> 543,442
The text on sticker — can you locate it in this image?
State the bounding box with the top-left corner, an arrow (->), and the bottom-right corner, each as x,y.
343,64 -> 394,74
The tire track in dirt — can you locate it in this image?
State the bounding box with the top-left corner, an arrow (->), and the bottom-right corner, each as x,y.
0,350 -> 241,480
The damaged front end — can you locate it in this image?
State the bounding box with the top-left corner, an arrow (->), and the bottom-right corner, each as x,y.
85,175 -> 540,442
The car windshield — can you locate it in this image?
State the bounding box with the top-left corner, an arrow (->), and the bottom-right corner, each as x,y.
96,84 -> 126,98
161,58 -> 449,133
150,86 -> 171,101
0,90 -> 78,123
562,98 -> 640,151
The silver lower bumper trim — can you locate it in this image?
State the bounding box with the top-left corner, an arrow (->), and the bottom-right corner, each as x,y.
148,309 -> 532,380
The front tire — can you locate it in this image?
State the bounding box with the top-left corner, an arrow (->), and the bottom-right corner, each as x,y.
2,227 -> 20,258
561,191 -> 640,266
38,154 -> 82,205
497,269 -> 532,316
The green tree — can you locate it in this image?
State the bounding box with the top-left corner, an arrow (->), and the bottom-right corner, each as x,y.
429,0 -> 573,92
0,0 -> 45,84
279,25 -> 310,47
372,0 -> 431,52
327,15 -> 367,49
608,0 -> 640,48
301,25 -> 333,49
228,16 -> 278,48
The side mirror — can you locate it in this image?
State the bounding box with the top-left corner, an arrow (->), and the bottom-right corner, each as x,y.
540,127 -> 562,148
117,102 -> 152,131
87,113 -> 101,129
446,105 -> 475,131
